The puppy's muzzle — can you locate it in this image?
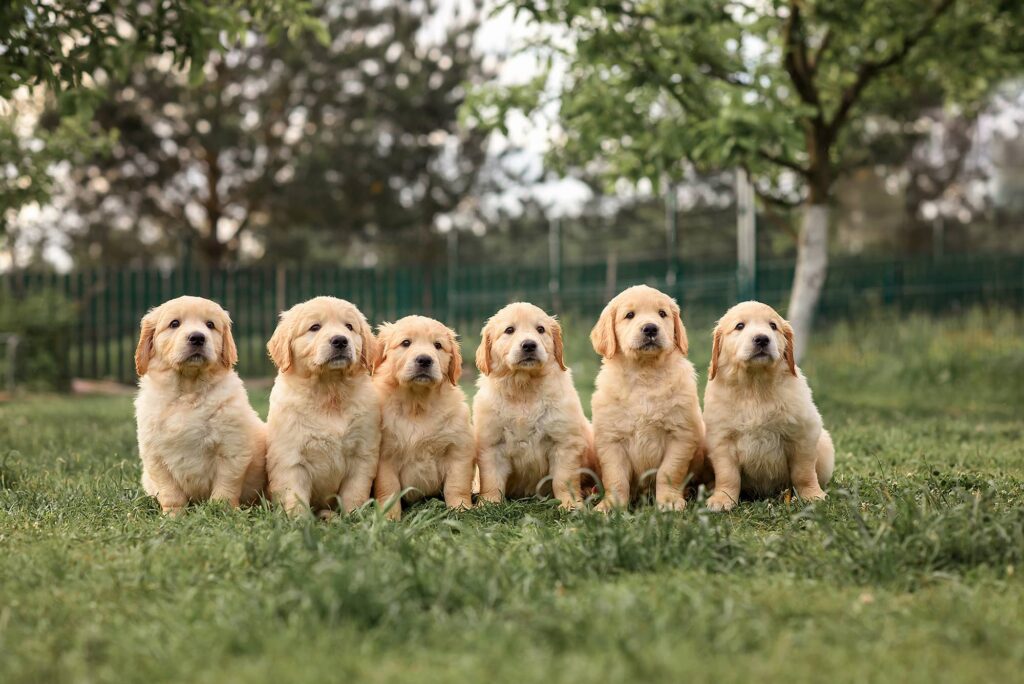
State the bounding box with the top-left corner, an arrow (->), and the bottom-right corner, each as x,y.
637,323 -> 662,350
515,338 -> 542,366
326,335 -> 353,365
748,334 -> 774,361
182,332 -> 210,364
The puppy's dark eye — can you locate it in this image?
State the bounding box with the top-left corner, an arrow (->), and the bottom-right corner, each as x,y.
401,339 -> 412,347
537,326 -> 545,334
169,320 -> 180,329
504,326 -> 515,335
309,323 -> 321,332
206,320 -> 215,330
770,322 -> 778,331
658,310 -> 667,318
434,342 -> 442,350
345,323 -> 354,331
735,322 -> 745,331
625,312 -> 635,320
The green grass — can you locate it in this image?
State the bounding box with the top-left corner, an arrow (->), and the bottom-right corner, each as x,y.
1,309 -> 1023,683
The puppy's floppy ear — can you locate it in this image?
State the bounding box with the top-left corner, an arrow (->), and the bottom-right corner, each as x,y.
373,323 -> 393,374
357,313 -> 379,373
135,311 -> 157,376
590,303 -> 618,359
219,310 -> 238,369
475,320 -> 493,376
782,318 -> 797,377
671,300 -> 689,356
267,310 -> 293,372
551,317 -> 567,371
708,322 -> 723,381
446,328 -> 463,386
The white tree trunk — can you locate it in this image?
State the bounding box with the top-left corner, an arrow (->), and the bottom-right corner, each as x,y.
786,204 -> 830,363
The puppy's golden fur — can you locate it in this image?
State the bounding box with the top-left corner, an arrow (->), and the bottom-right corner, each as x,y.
373,316 -> 474,520
134,296 -> 266,514
265,297 -> 380,515
473,302 -> 593,508
703,301 -> 835,511
589,285 -> 705,511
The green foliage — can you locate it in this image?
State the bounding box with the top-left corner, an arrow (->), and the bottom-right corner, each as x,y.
0,0 -> 324,244
468,0 -> 1024,202
0,288 -> 76,390
45,0 -> 488,267
0,1 -> 326,101
1,312 -> 1023,681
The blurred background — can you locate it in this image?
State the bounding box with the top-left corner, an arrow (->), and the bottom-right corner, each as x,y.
1,0 -> 1022,392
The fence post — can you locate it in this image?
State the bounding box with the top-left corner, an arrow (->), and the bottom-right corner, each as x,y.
549,216 -> 562,312
446,229 -> 458,325
665,182 -> 678,293
275,265 -> 286,315
736,168 -> 757,301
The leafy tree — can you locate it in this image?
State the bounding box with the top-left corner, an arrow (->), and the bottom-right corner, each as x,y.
467,0 -> 1024,358
52,0 -> 487,268
0,0 -> 323,253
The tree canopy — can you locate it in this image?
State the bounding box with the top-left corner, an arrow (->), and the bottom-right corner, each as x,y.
466,0 -> 1024,355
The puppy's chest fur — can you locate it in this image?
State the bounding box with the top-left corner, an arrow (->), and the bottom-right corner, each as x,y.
268,380 -> 377,495
720,392 -> 813,494
137,380 -> 250,491
381,398 -> 465,498
490,392 -> 565,493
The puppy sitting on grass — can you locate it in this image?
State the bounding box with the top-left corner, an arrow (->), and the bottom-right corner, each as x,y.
703,301 -> 835,511
265,297 -> 380,516
473,302 -> 593,509
589,285 -> 705,512
373,316 -> 475,521
134,296 -> 266,514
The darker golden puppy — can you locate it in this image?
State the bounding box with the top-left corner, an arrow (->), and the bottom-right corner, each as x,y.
703,301 -> 835,511
473,302 -> 593,508
590,285 -> 705,511
134,296 -> 266,514
265,296 -> 381,516
373,316 -> 475,520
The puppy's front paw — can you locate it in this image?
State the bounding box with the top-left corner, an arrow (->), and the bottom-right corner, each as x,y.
796,487 -> 827,502
595,499 -> 622,514
558,498 -> 579,511
706,492 -> 737,512
656,497 -> 686,512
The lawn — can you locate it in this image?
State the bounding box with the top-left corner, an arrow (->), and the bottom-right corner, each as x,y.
1,309 -> 1022,683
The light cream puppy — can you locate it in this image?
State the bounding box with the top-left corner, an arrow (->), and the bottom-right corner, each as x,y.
703,301 -> 835,511
265,296 -> 380,516
474,302 -> 594,509
134,296 -> 266,514
590,285 -> 705,511
373,316 -> 474,521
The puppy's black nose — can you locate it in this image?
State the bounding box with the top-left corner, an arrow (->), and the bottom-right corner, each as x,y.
415,355 -> 433,368
521,339 -> 538,352
753,334 -> 770,348
188,332 -> 206,347
330,335 -> 348,349
642,323 -> 659,337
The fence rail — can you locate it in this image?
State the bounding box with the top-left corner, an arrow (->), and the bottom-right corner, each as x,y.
2,252 -> 1022,383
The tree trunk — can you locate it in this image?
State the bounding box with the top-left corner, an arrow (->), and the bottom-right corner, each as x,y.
786,203 -> 829,363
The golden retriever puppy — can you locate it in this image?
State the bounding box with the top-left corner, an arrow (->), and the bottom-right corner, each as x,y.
265,297 -> 380,516
373,316 -> 474,521
473,302 -> 593,509
590,285 -> 705,511
134,296 -> 266,514
703,301 -> 835,511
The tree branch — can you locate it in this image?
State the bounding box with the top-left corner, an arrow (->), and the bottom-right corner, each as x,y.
826,0 -> 956,137
782,1 -> 822,111
757,148 -> 810,176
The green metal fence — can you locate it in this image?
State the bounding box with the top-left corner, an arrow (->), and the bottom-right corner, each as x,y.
2,252 -> 1021,383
